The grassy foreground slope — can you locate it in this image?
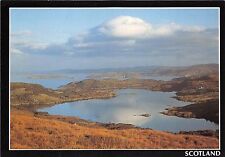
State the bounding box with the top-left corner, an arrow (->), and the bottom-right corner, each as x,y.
11,110 -> 218,149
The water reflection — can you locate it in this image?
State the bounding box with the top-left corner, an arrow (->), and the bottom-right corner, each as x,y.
38,89 -> 218,132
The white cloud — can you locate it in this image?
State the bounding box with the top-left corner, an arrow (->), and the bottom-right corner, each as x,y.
12,39 -> 48,51
11,48 -> 23,55
11,30 -> 49,53
73,43 -> 90,48
11,30 -> 32,37
99,16 -> 205,39
28,42 -> 48,50
99,16 -> 152,38
119,39 -> 136,46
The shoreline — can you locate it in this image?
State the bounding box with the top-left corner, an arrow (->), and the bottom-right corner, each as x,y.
160,99 -> 219,124
12,82 -> 218,124
10,108 -> 219,149
11,80 -> 218,132
10,76 -> 219,149
11,107 -> 219,137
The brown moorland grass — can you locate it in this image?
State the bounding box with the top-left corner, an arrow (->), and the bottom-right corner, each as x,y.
10,110 -> 219,149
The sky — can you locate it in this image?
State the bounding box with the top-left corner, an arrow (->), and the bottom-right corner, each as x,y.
10,8 -> 219,72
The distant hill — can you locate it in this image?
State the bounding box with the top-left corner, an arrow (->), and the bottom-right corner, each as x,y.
19,64 -> 218,81
55,64 -> 218,77
148,64 -> 218,77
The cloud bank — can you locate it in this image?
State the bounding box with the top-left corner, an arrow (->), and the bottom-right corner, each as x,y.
10,16 -> 218,70
98,16 -> 205,39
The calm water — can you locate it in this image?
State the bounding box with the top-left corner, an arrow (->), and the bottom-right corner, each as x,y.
38,89 -> 218,132
11,72 -> 176,89
10,73 -> 89,89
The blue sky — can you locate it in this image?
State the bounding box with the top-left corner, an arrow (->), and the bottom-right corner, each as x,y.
10,8 -> 219,72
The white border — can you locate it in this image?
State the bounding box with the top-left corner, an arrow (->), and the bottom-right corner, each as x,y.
9,7 -> 11,151
218,6 -> 221,150
9,7 -> 221,151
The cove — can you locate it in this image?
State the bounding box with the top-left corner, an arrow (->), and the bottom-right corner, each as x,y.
38,89 -> 218,132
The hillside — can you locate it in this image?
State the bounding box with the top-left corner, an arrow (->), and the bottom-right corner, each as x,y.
11,71 -> 219,124
149,64 -> 218,77
88,64 -> 218,80
10,64 -> 219,149
11,83 -> 62,107
10,109 -> 218,149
